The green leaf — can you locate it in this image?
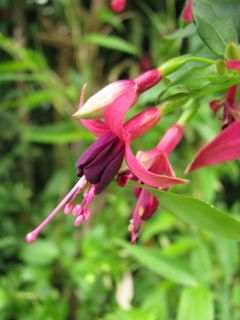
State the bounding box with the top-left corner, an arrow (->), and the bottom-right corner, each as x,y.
177,287 -> 214,320
22,122 -> 92,144
118,240 -> 199,286
166,24 -> 195,40
20,240 -> 59,266
84,34 -> 140,56
194,0 -> 240,56
130,182 -> 240,240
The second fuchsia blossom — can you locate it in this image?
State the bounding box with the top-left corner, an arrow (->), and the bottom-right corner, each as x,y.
119,123 -> 186,243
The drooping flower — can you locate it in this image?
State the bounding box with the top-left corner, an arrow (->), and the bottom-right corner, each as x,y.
118,123 -> 186,243
72,69 -> 162,119
110,0 -> 126,13
26,87 -> 186,243
182,0 -> 193,24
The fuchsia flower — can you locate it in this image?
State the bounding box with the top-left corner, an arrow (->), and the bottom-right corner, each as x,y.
110,0 -> 126,13
182,0 -> 193,24
26,85 -> 186,243
186,61 -> 240,173
73,69 -> 162,119
118,123 -> 186,243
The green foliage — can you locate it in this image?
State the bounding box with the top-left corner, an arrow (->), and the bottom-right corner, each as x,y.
194,0 -> 240,56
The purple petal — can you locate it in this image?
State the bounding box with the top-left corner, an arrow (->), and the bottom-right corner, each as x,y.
76,133 -> 116,169
95,148 -> 125,194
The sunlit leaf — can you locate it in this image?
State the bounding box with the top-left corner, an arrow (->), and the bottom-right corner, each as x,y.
118,240 -> 199,286
177,287 -> 214,320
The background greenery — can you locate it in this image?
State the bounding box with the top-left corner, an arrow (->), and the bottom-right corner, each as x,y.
0,1 -> 240,319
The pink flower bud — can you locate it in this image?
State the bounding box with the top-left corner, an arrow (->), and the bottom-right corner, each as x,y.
110,0 -> 126,13
182,0 -> 193,23
73,70 -> 162,120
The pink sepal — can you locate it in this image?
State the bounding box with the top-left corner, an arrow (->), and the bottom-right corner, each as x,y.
125,144 -> 188,189
80,119 -> 111,137
103,83 -> 138,140
186,121 -> 240,173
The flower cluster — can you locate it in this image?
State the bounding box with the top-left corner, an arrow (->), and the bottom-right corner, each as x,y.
25,0 -> 240,247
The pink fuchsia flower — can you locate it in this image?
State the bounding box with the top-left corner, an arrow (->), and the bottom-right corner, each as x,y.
182,0 -> 193,24
185,120 -> 240,173
26,88 -> 186,243
110,0 -> 126,13
121,123 -> 186,243
72,69 -> 162,119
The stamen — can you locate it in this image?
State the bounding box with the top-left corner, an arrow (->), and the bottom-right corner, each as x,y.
64,186 -> 82,215
138,206 -> 144,217
64,202 -> 73,215
25,176 -> 87,243
74,215 -> 84,227
84,209 -> 91,221
72,204 -> 82,217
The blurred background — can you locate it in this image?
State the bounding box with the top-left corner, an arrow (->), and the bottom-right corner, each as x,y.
0,0 -> 240,319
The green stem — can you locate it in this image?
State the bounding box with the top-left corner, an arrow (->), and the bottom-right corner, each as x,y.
158,55 -> 216,77
158,96 -> 189,116
177,100 -> 200,126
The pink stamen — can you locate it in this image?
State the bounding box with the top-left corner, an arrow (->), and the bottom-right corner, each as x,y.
64,202 -> 73,215
25,176 -> 87,243
72,204 -> 83,217
128,189 -> 146,244
64,187 -> 81,215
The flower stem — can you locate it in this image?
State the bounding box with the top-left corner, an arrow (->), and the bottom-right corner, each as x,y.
158,55 -> 216,77
177,100 -> 200,126
158,96 -> 189,116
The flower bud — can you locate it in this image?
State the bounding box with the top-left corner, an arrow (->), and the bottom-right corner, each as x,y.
225,42 -> 240,60
110,0 -> 126,13
73,69 -> 162,120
